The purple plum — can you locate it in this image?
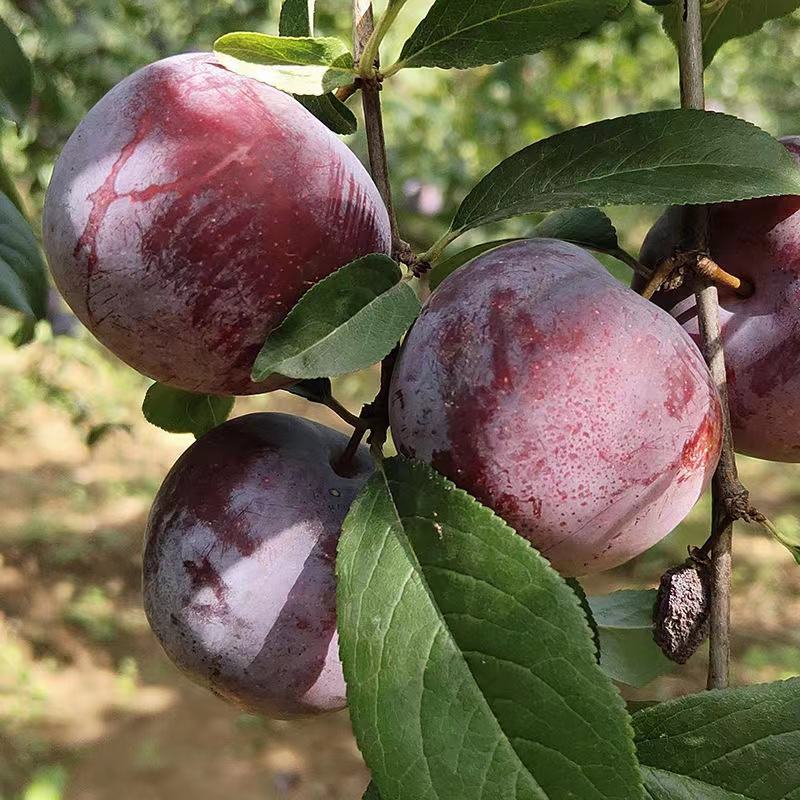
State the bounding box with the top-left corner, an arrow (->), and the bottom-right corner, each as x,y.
142,413 -> 372,718
43,53 -> 391,395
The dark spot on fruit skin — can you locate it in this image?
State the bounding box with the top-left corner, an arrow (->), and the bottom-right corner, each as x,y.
677,407 -> 723,484
183,555 -> 227,603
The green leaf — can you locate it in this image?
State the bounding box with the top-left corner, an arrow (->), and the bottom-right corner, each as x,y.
396,0 -> 627,70
429,209 -> 624,289
0,191 -> 47,320
635,678 -> 800,799
429,239 -> 521,290
86,422 -> 132,448
142,383 -> 234,438
279,0 -> 314,36
214,33 -> 356,96
10,314 -> 36,347
363,783 -> 381,800
284,377 -> 333,403
450,110 -> 800,236
765,515 -> 800,565
534,207 -> 619,251
0,153 -> 26,215
251,254 -> 420,381
0,16 -> 32,121
337,457 -> 643,800
295,92 -> 357,134
588,591 -> 674,688
655,0 -> 800,67
566,578 -> 601,661
277,0 -> 356,134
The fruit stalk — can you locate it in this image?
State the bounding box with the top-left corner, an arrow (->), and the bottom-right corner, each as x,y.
678,0 -> 733,691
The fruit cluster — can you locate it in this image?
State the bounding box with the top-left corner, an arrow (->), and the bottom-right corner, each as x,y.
43,54 -> 800,717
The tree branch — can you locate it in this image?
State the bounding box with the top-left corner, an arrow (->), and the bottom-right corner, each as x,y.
353,0 -> 406,261
350,1 -> 404,462
678,0 -> 735,691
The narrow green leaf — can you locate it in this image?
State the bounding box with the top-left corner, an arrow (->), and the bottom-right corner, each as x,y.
534,207 -> 619,251
284,377 -> 333,403
0,16 -> 32,121
429,209 -> 623,289
279,0 -> 314,36
429,239 -> 521,290
0,191 -> 47,320
251,254 -> 420,381
396,0 -> 626,70
10,315 -> 36,347
655,0 -> 800,66
142,383 -> 234,438
214,32 -> 356,96
450,110 -> 800,236
277,0 -> 357,134
338,457 -> 643,800
86,422 -> 132,448
588,591 -> 674,688
635,678 -> 800,799
765,515 -> 800,565
295,93 -> 357,134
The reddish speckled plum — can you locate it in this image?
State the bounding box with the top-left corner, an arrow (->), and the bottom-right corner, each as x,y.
639,137 -> 800,462
389,240 -> 722,576
43,53 -> 391,395
142,413 -> 373,718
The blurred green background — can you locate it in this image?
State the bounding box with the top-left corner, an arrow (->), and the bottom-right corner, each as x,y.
3,1 -> 800,798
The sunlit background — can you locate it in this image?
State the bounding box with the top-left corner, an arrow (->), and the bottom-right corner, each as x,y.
3,1 -> 800,797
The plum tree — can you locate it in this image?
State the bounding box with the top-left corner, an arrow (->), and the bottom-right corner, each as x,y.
142,412 -> 373,718
43,53 -> 391,396
389,239 -> 723,576
639,137 -> 800,462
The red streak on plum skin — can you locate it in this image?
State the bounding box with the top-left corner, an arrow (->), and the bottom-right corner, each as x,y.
391,240 -> 722,576
75,111 -> 154,321
44,54 -> 391,395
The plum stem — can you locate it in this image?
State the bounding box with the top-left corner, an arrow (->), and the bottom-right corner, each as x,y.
640,251 -> 753,300
695,256 -> 754,297
335,80 -> 361,103
357,0 -> 409,81
326,396 -> 366,429
678,0 -> 735,692
334,426 -> 369,476
351,1 -> 406,459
